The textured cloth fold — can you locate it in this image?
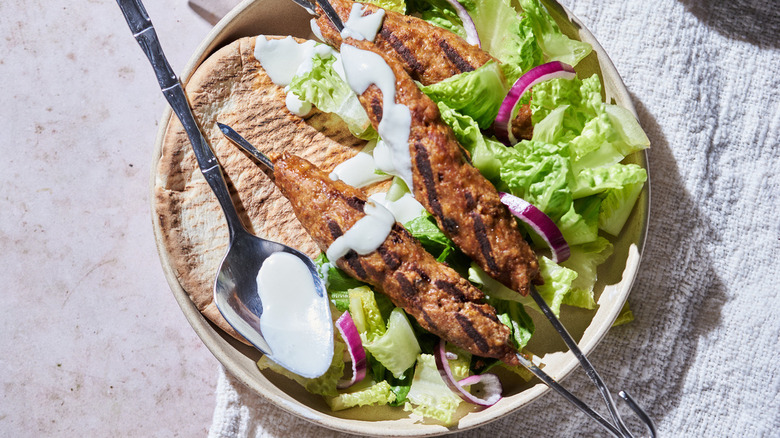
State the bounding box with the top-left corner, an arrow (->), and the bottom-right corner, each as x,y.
204,0 -> 780,436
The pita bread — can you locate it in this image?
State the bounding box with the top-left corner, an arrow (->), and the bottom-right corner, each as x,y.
154,36 -> 374,343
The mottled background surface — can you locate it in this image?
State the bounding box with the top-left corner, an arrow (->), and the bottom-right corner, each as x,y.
2,0 -> 778,437
1,1 -> 216,436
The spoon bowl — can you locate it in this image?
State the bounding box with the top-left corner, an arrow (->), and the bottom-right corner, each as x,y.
214,225 -> 333,377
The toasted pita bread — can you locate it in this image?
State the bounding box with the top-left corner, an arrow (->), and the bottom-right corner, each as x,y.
154,36 -> 371,342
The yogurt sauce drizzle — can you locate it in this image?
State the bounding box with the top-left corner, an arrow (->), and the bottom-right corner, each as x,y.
329,140 -> 392,188
253,35 -> 337,116
255,252 -> 334,378
340,44 -> 414,192
369,192 -> 426,224
341,4 -> 386,42
326,200 -> 396,262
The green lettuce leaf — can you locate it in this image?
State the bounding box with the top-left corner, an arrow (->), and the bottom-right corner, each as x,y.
517,0 -> 592,67
421,61 -> 508,129
287,53 -> 375,139
364,308 -> 422,378
599,180 -> 645,236
403,213 -> 456,262
436,102 -> 505,182
465,0 -> 543,82
572,163 -> 647,199
257,340 -> 346,397
403,354 -> 462,424
327,380 -> 397,411
491,299 -> 535,349
406,0 -> 467,39
499,140 -> 573,222
364,0 -> 406,14
469,260 -> 574,318
348,286 -> 387,340
557,195 -> 601,246
534,255 -> 578,317
315,254 -> 366,311
561,237 -> 614,309
612,302 -> 635,327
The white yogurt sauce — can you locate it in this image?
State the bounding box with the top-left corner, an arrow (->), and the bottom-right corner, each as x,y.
340,44 -> 414,191
326,200 -> 396,261
329,140 -> 391,187
369,192 -> 426,224
340,4 -> 386,42
310,18 -> 325,42
254,36 -> 337,116
329,152 -> 390,187
254,36 -> 317,86
285,92 -> 312,117
255,252 -> 333,378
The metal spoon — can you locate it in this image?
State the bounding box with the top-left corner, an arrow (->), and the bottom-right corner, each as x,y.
116,0 -> 332,377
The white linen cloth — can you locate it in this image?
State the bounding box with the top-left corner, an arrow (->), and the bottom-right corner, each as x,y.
200,0 -> 780,436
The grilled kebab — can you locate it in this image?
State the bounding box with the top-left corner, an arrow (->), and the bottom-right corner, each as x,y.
331,32 -> 542,296
273,153 -> 520,365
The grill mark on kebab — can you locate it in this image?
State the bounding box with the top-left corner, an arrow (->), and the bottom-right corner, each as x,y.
345,196 -> 366,212
377,245 -> 402,270
413,141 -> 459,235
343,251 -> 369,280
370,96 -> 383,121
437,39 -> 476,73
378,27 -> 424,76
470,212 -> 499,273
314,0 -> 491,84
433,280 -> 467,303
455,313 -> 490,354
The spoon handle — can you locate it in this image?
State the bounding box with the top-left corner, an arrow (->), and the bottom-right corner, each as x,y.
116,0 -> 245,237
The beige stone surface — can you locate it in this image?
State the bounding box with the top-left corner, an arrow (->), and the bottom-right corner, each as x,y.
0,1 -> 219,435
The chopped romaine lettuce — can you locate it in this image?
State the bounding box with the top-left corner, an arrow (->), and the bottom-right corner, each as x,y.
406,0 -> 468,39
364,0 -> 406,14
499,140 -> 573,223
517,0 -> 592,67
469,259 -> 574,318
444,345 -> 472,382
561,237 -> 614,309
572,163 -> 647,199
348,286 -> 387,339
364,308 -> 422,378
491,299 -> 535,349
436,102 -> 505,182
534,256 -> 578,316
327,380 -> 397,411
287,53 -> 376,139
612,302 -> 635,327
599,181 -> 645,236
464,0 -> 543,83
557,195 -> 601,246
421,61 -> 508,129
403,354 -> 462,424
387,368 -> 414,406
403,213 -> 455,262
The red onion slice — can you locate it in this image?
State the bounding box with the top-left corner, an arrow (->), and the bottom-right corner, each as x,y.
434,339 -> 502,406
499,192 -> 570,263
443,0 -> 481,47
494,61 -> 577,146
336,311 -> 367,389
